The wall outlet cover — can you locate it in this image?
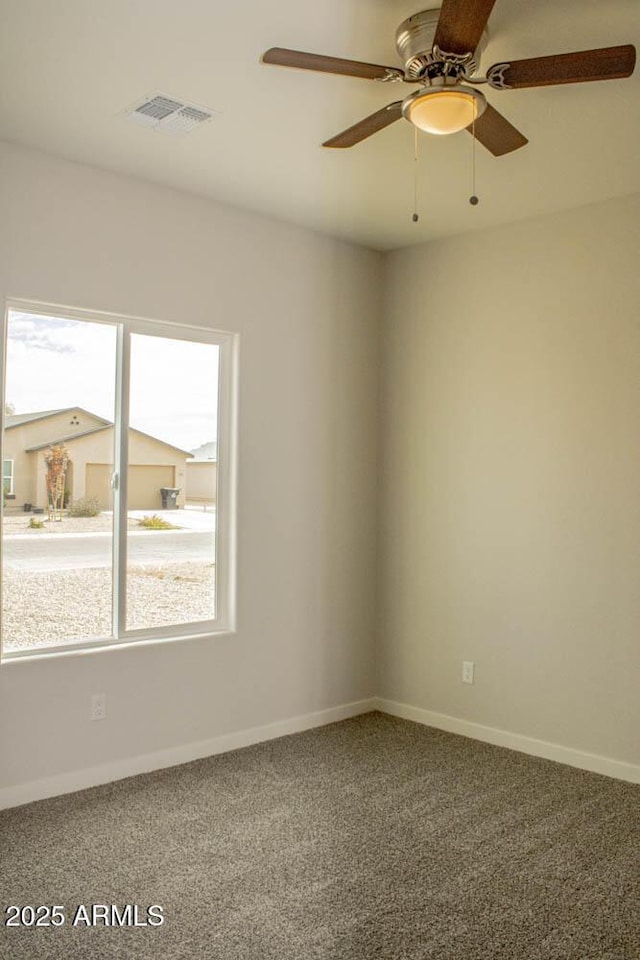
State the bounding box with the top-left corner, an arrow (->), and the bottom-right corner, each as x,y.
462,661 -> 474,684
91,693 -> 107,721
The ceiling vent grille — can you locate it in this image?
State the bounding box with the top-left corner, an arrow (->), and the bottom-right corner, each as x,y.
125,92 -> 216,136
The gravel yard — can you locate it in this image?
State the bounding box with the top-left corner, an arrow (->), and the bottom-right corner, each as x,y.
3,514 -> 175,535
3,563 -> 216,651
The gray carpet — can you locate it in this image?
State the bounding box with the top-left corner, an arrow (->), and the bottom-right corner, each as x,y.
1,712 -> 638,960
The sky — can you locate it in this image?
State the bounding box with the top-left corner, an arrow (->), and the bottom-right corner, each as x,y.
5,312 -> 219,453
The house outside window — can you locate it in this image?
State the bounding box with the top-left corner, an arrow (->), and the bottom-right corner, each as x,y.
1,301 -> 237,658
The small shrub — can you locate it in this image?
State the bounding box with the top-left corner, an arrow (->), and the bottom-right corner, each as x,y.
137,514 -> 178,530
28,517 -> 45,529
68,496 -> 101,518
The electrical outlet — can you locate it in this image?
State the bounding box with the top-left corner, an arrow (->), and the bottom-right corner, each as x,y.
462,661 -> 474,684
91,693 -> 107,721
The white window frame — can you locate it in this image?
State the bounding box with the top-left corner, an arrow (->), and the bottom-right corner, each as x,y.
1,299 -> 238,660
3,459 -> 14,497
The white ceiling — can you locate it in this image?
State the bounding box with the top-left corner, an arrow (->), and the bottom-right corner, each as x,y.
1,0 -> 638,250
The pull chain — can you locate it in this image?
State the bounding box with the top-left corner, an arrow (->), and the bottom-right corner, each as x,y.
469,112 -> 479,206
412,126 -> 420,222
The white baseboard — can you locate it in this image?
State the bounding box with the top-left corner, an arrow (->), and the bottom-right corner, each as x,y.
0,697 -> 376,810
4,695 -> 636,809
375,697 -> 640,784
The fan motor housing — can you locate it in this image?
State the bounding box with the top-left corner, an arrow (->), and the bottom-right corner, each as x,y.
396,8 -> 488,79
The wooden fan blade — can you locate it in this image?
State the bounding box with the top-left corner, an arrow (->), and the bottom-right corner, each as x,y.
466,103 -> 528,156
433,0 -> 496,56
490,45 -> 636,89
323,102 -> 404,148
262,47 -> 402,81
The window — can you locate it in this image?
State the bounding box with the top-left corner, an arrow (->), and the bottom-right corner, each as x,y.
3,459 -> 13,496
1,302 -> 236,658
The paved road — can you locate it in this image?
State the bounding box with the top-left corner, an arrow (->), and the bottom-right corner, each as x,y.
4,531 -> 215,571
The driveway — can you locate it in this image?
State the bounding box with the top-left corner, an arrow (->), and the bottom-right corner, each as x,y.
3,529 -> 215,572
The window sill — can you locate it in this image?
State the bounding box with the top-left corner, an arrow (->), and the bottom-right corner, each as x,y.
0,626 -> 236,664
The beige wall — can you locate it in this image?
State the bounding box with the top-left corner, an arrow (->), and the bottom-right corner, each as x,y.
0,140 -> 380,797
185,460 -> 217,505
379,194 -> 640,768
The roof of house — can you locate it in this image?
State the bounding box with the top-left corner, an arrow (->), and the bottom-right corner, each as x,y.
25,424 -> 192,457
6,408 -> 69,428
189,439 -> 217,461
5,406 -> 111,429
25,425 -> 112,451
9,406 -> 192,456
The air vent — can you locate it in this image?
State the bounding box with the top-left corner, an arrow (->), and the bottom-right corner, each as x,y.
125,92 -> 216,136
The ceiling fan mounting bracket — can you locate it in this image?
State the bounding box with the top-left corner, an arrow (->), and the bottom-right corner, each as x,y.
426,47 -> 477,82
396,8 -> 488,80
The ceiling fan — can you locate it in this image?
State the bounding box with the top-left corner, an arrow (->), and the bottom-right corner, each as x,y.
261,0 -> 636,156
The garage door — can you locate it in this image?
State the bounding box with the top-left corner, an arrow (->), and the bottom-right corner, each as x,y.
85,464 -> 175,511
128,465 -> 175,510
85,464 -> 113,511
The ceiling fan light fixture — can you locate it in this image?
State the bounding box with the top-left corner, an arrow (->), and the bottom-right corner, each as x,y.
402,84 -> 487,136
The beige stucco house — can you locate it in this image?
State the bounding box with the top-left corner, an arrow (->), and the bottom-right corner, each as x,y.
3,407 -> 191,510
185,440 -> 217,508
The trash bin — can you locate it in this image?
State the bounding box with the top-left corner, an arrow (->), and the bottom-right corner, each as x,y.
160,487 -> 181,510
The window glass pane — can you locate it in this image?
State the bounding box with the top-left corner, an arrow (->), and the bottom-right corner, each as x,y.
2,311 -> 117,652
125,334 -> 219,630
3,460 -> 13,495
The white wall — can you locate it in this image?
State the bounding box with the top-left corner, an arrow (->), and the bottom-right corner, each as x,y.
379,194 -> 640,768
0,141 -> 380,797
